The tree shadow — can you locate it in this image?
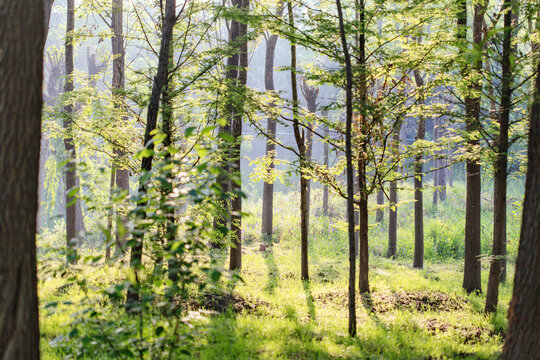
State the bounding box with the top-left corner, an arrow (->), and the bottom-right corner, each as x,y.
302,280 -> 316,321
361,292 -> 383,328
264,248 -> 280,294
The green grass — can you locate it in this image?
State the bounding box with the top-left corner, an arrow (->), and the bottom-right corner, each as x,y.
39,179 -> 521,359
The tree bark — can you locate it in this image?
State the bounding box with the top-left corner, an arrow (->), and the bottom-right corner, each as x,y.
126,0 -> 176,307
261,2 -> 283,243
460,0 -> 485,294
111,0 -> 130,250
229,0 -> 249,271
376,189 -> 384,223
485,0 -> 512,313
413,69 -> 425,269
501,49 -> 540,360
387,120 -> 402,259
336,0 -> 357,336
64,0 -> 78,264
0,0 -> 44,357
357,0 -> 370,294
288,2 -> 309,281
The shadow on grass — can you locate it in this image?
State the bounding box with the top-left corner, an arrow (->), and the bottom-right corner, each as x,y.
264,248 -> 280,294
302,280 -> 316,321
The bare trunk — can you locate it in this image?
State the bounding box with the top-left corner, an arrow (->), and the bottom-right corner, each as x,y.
64,0 -> 78,264
261,2 -> 283,242
485,0 -> 512,313
0,0 -> 44,356
288,2 -> 309,281
229,0 -> 249,271
460,0 -> 485,294
112,0 -> 130,250
413,69 -> 425,269
501,50 -> 540,360
387,120 -> 402,259
336,0 -> 357,336
376,189 -> 384,223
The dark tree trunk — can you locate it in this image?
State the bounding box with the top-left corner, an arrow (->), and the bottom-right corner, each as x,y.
413,69 -> 425,269
0,0 -> 44,356
376,189 -> 384,223
111,0 -> 130,250
229,0 -> 249,271
501,52 -> 540,360
106,168 -> 115,261
459,0 -> 485,294
261,2 -> 283,243
357,0 -> 370,294
485,0 -> 512,313
288,2 -> 309,281
64,0 -> 78,264
126,0 -> 176,307
336,0 -> 357,337
387,120 -> 401,259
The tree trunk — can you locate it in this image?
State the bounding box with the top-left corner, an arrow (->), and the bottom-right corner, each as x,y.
460,0 -> 485,294
229,0 -> 249,271
501,50 -> 540,360
0,0 -> 44,356
64,0 -> 78,264
376,189 -> 384,223
126,0 -> 176,308
111,0 -> 130,250
336,0 -> 357,336
387,119 -> 402,259
322,124 -> 329,216
106,168 -> 115,261
357,0 -> 370,294
432,118 -> 439,208
485,0 -> 512,313
288,2 -> 309,281
413,69 -> 425,269
261,2 -> 283,243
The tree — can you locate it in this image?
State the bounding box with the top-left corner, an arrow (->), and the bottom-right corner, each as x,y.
0,0 -> 45,357
387,118 -> 402,259
288,1 -> 309,281
64,0 -> 79,264
501,50 -> 540,360
413,69 -> 426,269
356,0 -> 370,293
459,0 -> 485,294
261,1 -> 283,243
126,0 -> 177,307
485,0 -> 513,313
335,0 -> 357,336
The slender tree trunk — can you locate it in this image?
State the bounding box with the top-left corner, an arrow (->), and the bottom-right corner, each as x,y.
485,0 -> 512,313
432,118 -> 439,207
64,0 -> 78,264
336,0 -> 357,337
459,0 -> 485,294
501,53 -> 540,360
229,0 -> 249,271
126,0 -> 176,307
322,123 -> 329,216
413,69 -> 425,269
112,0 -> 130,250
261,2 -> 283,243
106,168 -> 115,261
0,0 -> 44,357
376,189 -> 384,223
387,120 -> 402,259
357,0 -> 370,294
288,2 -> 309,281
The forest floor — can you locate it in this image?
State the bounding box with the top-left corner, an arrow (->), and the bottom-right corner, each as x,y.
40,242 -> 511,359
39,182 -> 519,359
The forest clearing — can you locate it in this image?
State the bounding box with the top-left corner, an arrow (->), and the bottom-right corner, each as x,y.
1,0 -> 539,359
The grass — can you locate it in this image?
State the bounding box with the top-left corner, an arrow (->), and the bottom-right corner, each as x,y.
38,179 -> 521,359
